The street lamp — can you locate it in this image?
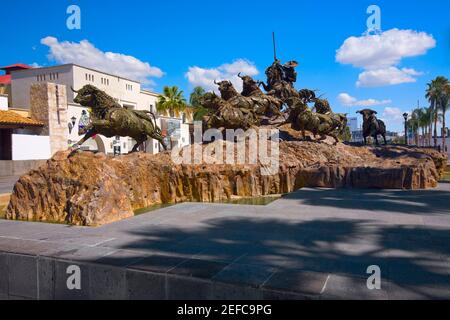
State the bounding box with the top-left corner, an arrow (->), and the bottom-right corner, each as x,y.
403,113 -> 408,146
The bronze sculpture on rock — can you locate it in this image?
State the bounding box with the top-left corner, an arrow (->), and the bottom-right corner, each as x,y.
357,109 -> 387,145
70,85 -> 167,152
198,56 -> 350,144
199,92 -> 259,131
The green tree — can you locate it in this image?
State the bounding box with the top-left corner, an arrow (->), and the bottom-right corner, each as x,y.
188,86 -> 211,121
408,109 -> 420,146
189,86 -> 205,108
441,82 -> 450,150
156,86 -> 187,117
426,76 -> 449,148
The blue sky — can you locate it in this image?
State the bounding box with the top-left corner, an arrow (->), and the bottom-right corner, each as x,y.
1,0 -> 449,131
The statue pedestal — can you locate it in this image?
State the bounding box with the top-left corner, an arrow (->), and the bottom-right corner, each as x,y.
6,141 -> 447,226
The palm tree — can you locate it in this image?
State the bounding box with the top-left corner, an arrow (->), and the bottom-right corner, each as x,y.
189,86 -> 205,108
426,76 -> 449,148
421,107 -> 433,146
416,108 -> 427,146
441,82 -> 450,150
408,109 -> 420,145
156,86 -> 187,118
189,86 -> 210,121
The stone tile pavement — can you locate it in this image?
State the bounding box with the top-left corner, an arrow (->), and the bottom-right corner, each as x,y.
1,184 -> 450,299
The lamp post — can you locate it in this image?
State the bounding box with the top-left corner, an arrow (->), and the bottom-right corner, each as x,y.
403,113 -> 408,146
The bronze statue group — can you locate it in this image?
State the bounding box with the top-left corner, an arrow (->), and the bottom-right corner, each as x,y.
69,58 -> 388,154
200,59 -> 349,144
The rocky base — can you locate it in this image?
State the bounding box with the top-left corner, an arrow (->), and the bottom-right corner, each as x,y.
6,141 -> 447,226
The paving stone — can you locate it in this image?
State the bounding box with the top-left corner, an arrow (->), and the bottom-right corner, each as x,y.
47,245 -> 116,262
212,263 -> 276,288
88,265 -> 127,300
0,252 -> 8,295
126,270 -> 166,299
37,257 -> 55,300
320,274 -> 389,300
54,260 -> 90,299
168,258 -> 229,279
166,275 -> 212,300
94,249 -> 148,267
211,282 -> 263,299
263,269 -> 329,296
128,254 -> 188,273
7,254 -> 37,299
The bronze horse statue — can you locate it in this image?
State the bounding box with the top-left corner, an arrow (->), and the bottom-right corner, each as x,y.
71,85 -> 167,152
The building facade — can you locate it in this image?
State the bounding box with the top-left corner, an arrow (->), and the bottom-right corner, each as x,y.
8,63 -> 190,157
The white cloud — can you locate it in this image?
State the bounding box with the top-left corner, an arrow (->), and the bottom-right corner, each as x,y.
40,36 -> 163,85
356,67 -> 423,87
337,93 -> 391,107
185,59 -> 258,92
382,107 -> 409,123
336,28 -> 435,87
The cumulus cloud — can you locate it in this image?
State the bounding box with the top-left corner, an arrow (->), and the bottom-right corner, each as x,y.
356,67 -> 423,87
337,93 -> 391,107
336,28 -> 435,87
185,59 -> 258,92
40,36 -> 163,85
382,107 -> 410,124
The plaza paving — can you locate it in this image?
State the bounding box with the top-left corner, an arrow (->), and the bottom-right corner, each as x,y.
1,184 -> 450,299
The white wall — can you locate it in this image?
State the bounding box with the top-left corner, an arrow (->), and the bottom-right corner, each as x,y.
12,134 -> 51,160
72,65 -> 140,107
0,94 -> 7,110
11,65 -> 73,109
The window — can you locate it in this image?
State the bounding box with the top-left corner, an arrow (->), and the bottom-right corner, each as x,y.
85,73 -> 88,81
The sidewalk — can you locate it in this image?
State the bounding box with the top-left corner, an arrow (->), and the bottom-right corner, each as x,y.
1,185 -> 450,299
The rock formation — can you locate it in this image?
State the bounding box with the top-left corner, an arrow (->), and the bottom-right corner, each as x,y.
6,141 -> 447,226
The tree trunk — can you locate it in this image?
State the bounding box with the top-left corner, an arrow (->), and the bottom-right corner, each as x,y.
429,123 -> 432,146
434,112 -> 438,147
442,111 -> 446,152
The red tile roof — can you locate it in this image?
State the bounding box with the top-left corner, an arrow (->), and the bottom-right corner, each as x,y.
0,110 -> 44,127
0,64 -> 32,71
0,74 -> 11,85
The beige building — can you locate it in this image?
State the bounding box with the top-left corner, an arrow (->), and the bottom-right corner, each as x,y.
9,64 -> 191,156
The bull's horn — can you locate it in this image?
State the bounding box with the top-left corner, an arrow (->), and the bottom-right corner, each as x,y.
70,86 -> 78,93
238,72 -> 243,78
214,80 -> 219,85
356,110 -> 360,114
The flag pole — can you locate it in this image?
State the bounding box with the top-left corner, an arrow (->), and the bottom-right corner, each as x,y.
272,32 -> 277,61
